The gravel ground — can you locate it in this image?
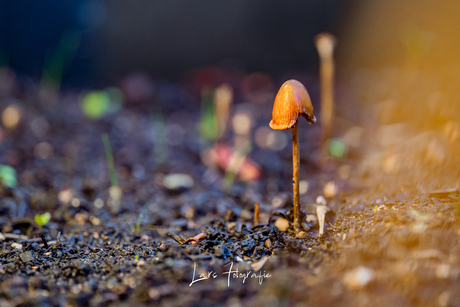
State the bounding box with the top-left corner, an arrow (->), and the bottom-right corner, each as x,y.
1,75 -> 460,307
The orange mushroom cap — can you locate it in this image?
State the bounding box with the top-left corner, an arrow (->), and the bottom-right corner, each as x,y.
269,79 -> 316,130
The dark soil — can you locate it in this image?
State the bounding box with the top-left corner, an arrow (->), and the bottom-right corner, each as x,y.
1,76 -> 459,307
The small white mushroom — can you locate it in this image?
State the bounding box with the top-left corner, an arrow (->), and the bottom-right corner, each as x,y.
316,195 -> 327,205
11,242 -> 23,250
316,205 -> 328,237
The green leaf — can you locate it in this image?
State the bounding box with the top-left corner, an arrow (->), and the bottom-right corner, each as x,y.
81,91 -> 110,119
329,139 -> 347,158
198,88 -> 218,141
136,213 -> 143,234
35,212 -> 51,226
0,165 -> 17,188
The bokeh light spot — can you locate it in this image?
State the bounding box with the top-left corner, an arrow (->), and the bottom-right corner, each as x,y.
81,91 -> 110,119
71,198 -> 81,208
34,142 -> 54,160
58,188 -> 73,204
30,117 -> 50,138
255,127 -> 287,151
299,180 -> 309,195
269,131 -> 288,151
0,165 -> 17,188
232,112 -> 252,135
94,198 -> 104,209
329,139 -> 347,158
2,105 -> 21,130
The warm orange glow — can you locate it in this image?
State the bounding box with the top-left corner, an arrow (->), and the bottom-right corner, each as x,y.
2,105 -> 21,130
339,0 -> 460,185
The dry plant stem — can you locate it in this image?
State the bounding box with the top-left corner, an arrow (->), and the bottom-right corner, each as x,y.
182,233 -> 206,245
319,55 -> 334,146
316,35 -> 335,165
254,203 -> 260,226
292,122 -> 301,232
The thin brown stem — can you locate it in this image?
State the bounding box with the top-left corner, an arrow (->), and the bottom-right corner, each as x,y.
254,203 -> 260,226
292,122 -> 300,232
315,33 -> 336,166
320,58 -> 334,145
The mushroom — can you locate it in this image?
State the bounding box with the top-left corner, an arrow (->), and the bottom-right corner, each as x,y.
269,79 -> 316,232
316,204 -> 328,237
315,33 -> 336,164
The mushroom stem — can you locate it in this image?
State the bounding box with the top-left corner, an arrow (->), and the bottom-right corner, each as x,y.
319,49 -> 334,144
254,202 -> 260,226
315,33 -> 336,165
316,205 -> 328,237
292,122 -> 301,232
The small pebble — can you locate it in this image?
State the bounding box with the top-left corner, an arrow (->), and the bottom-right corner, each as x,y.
163,174 -> 194,191
274,218 -> 289,232
19,251 -> 34,263
11,243 -> 22,250
265,239 -> 272,249
295,231 -> 306,238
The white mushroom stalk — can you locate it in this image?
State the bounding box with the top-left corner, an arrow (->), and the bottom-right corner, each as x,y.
316,204 -> 328,237
214,84 -> 233,139
315,33 -> 336,164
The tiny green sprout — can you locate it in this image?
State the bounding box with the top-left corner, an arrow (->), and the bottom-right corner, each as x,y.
81,88 -> 123,119
0,165 -> 17,188
135,254 -> 139,261
374,205 -> 378,211
198,87 -> 218,141
35,212 -> 51,226
358,215 -> 361,220
82,91 -> 110,119
136,214 -> 143,234
329,138 -> 347,159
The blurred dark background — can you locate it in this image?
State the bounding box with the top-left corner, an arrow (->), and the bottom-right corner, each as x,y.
1,0 -> 460,195
2,0 -> 460,148
0,0 -> 348,87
